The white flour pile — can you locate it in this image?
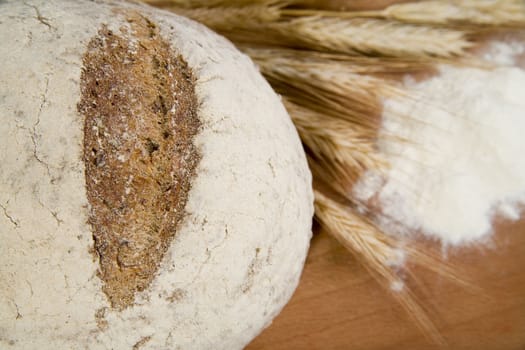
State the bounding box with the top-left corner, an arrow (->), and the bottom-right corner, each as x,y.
354,41 -> 525,246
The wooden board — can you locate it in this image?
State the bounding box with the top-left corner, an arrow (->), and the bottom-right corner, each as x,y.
246,218 -> 525,349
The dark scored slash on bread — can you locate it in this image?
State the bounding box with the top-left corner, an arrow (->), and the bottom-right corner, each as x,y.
78,10 -> 200,310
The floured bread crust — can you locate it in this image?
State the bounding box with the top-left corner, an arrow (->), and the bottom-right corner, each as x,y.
0,1 -> 313,349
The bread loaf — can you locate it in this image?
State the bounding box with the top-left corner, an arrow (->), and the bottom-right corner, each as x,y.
0,1 -> 313,349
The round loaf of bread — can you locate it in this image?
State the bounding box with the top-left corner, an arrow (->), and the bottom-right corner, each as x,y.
0,1 -> 313,349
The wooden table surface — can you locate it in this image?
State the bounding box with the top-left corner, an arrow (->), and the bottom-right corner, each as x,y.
246,218 -> 525,350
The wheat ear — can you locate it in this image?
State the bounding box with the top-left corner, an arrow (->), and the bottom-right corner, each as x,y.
313,190 -> 445,345
281,0 -> 525,27
240,18 -> 471,59
285,99 -> 386,185
144,0 -> 286,8
273,17 -> 472,58
154,5 -> 283,31
382,0 -> 525,26
255,53 -> 406,131
243,46 -> 435,74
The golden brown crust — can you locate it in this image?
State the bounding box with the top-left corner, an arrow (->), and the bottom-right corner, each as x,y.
78,11 -> 200,309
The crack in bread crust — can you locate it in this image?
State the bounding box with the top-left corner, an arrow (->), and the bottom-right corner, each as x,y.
78,11 -> 200,310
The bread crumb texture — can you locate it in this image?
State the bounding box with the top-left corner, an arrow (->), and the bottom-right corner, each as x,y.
79,11 -> 200,310
0,1 -> 313,349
